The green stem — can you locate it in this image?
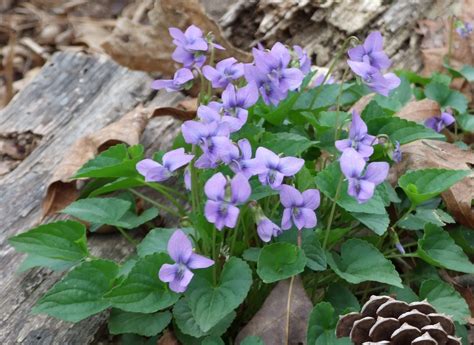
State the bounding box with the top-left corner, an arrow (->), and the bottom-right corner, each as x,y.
386,252 -> 419,259
116,226 -> 138,246
285,275 -> 295,345
334,66 -> 351,141
392,205 -> 416,229
447,16 -> 455,64
309,36 -> 359,110
212,226 -> 217,285
129,189 -> 181,217
144,182 -> 186,215
322,175 -> 344,250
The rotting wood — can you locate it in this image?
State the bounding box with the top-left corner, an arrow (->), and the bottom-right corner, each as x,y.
0,52 -> 182,345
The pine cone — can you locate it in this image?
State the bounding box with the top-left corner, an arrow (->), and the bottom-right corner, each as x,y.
336,295 -> 462,345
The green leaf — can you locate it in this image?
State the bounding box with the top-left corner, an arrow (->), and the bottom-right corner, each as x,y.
186,257 -> 252,332
307,302 -> 352,345
457,113 -> 474,132
74,144 -> 144,179
318,111 -> 350,128
62,197 -> 158,230
378,181 -> 401,205
89,177 -> 144,197
398,169 -> 470,206
240,336 -> 265,345
261,132 -> 317,156
459,65 -> 474,82
315,162 -> 389,234
9,220 -> 89,270
173,298 -> 235,338
417,224 -> 474,274
33,259 -> 118,322
361,100 -> 392,122
105,253 -> 179,313
202,336 -> 224,345
257,242 -> 307,283
425,82 -> 468,113
242,247 -> 261,263
108,309 -> 171,337
389,285 -> 419,303
302,231 -> 327,271
137,228 -> 194,257
249,182 -> 279,200
327,239 -> 402,287
367,117 -> 444,144
324,283 -> 360,315
419,279 -> 470,323
399,208 -> 454,230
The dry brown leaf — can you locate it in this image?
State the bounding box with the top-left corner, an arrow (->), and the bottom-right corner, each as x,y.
396,99 -> 441,123
102,0 -> 251,74
236,276 -> 312,345
389,139 -> 474,228
350,93 -> 375,114
152,98 -> 197,121
71,18 -> 113,53
157,330 -> 180,345
42,105 -> 149,217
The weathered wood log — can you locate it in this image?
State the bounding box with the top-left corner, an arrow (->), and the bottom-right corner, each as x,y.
0,52 -> 181,344
217,0 -> 456,75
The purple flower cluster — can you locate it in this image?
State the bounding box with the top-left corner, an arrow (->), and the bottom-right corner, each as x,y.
347,31 -> 400,96
424,112 -> 455,133
455,20 -> 473,39
159,230 -> 214,292
336,112 -> 389,203
244,43 -> 308,105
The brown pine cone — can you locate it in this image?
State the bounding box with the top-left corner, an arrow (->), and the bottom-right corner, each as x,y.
336,295 -> 462,345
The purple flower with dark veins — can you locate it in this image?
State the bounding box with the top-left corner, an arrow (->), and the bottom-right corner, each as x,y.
392,141 -> 402,163
424,112 -> 455,133
244,64 -> 286,106
255,147 -> 304,189
204,173 -> 251,230
335,110 -> 377,158
257,216 -> 283,242
202,57 -> 244,88
456,21 -> 473,39
347,61 -> 400,97
280,185 -> 320,230
348,31 -> 391,70
151,68 -> 194,92
169,25 -> 208,68
158,229 -> 214,293
340,148 -> 389,204
136,148 -> 194,182
222,139 -> 265,178
292,45 -> 311,74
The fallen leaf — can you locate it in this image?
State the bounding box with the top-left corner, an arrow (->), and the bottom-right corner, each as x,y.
389,139 -> 474,228
152,98 -> 197,121
157,330 -> 180,345
42,106 -> 149,217
350,93 -> 375,114
71,18 -> 114,53
396,99 -> 441,123
102,0 -> 251,74
235,276 -> 312,345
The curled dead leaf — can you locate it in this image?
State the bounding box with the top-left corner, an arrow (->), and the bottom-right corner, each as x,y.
152,98 -> 197,121
396,99 -> 441,123
236,276 -> 312,345
389,139 -> 474,228
42,106 -> 149,217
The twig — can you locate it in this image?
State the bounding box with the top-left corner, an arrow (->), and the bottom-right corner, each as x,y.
3,27 -> 16,107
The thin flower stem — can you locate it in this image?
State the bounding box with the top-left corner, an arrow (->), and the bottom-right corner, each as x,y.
212,226 -> 217,285
392,205 -> 416,229
386,252 -> 419,259
144,182 -> 186,216
322,174 -> 344,250
447,16 -> 455,64
116,226 -> 138,246
334,66 -> 351,141
285,275 -> 296,345
309,36 -> 359,110
129,189 -> 181,218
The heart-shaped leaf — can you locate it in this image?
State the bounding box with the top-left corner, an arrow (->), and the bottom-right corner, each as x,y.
257,242 -> 307,283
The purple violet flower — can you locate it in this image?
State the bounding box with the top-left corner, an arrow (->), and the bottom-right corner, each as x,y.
292,45 -> 311,74
158,229 -> 214,293
169,25 -> 208,68
136,148 -> 194,182
151,68 -> 194,92
204,173 -> 251,230
280,185 -> 320,230
347,60 -> 400,97
424,112 -> 455,133
335,110 -> 378,158
312,70 -> 335,87
340,148 -> 389,204
202,57 -> 244,88
254,147 -> 304,189
456,21 -> 473,39
244,64 -> 286,106
392,141 -> 402,163
181,120 -> 232,167
348,31 -> 391,70
257,217 -> 283,242
223,139 -> 266,178
395,242 -> 406,255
